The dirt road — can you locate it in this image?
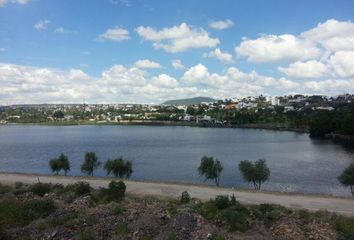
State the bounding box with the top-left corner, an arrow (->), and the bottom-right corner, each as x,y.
1,172 -> 354,216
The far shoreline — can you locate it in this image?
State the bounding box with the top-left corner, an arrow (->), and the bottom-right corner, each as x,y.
1,120 -> 310,134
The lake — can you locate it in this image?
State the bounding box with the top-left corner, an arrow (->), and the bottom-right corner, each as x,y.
0,124 -> 353,196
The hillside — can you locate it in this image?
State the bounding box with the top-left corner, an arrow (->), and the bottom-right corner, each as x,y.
163,97 -> 218,105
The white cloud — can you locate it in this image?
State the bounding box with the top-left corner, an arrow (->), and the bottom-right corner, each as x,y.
0,48 -> 6,52
99,27 -> 130,42
150,74 -> 178,88
209,19 -> 234,30
0,0 -> 29,6
1,61 -> 353,105
301,19 -> 354,52
171,59 -> 185,70
235,34 -> 321,63
136,23 -> 219,52
54,27 -> 76,34
278,60 -> 328,78
328,51 -> 354,78
101,65 -> 146,86
206,48 -> 233,64
34,20 -> 50,30
134,59 -> 162,69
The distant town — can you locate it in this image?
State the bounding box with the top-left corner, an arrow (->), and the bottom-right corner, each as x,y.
1,94 -> 353,129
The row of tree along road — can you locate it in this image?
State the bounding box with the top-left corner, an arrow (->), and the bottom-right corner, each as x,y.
49,152 -> 354,197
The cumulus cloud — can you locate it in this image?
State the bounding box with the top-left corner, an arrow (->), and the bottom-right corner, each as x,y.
150,74 -> 178,88
301,19 -> 354,52
209,19 -> 234,30
54,27 -> 77,34
34,20 -> 50,30
235,34 -> 321,63
136,23 -> 219,52
134,59 -> 162,69
278,60 -> 328,78
206,48 -> 233,63
1,61 -> 353,105
0,48 -> 6,52
171,59 -> 185,70
100,65 -> 146,86
328,51 -> 354,78
99,27 -> 130,42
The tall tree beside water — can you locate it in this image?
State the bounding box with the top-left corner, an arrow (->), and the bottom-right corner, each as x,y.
81,152 -> 101,176
338,163 -> 354,197
198,156 -> 223,186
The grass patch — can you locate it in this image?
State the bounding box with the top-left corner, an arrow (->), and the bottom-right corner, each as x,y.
0,198 -> 56,228
333,215 -> 354,240
76,228 -> 96,240
115,223 -> 129,239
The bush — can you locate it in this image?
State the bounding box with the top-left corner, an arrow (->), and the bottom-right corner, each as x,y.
22,199 -> 56,221
180,191 -> 191,204
214,195 -> 230,210
108,181 -> 126,200
70,182 -> 91,196
334,215 -> 354,240
255,204 -> 292,226
221,203 -> 249,232
0,198 -> 56,228
31,182 -> 52,197
76,229 -> 96,240
0,184 -> 13,194
196,201 -> 218,220
99,181 -> 126,202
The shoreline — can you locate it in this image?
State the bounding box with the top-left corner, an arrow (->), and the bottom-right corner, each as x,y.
1,120 -> 310,133
1,172 -> 354,216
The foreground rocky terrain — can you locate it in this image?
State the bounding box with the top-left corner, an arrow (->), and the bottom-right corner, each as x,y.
0,181 -> 353,240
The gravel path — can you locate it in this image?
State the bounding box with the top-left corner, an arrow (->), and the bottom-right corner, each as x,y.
1,172 -> 354,216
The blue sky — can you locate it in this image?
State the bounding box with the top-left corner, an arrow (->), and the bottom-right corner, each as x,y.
1,0 -> 354,104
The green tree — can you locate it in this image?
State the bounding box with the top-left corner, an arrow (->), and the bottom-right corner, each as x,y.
338,163 -> 354,197
81,152 -> 101,176
104,157 -> 133,178
58,153 -> 70,176
49,153 -> 70,175
198,156 -> 223,186
239,159 -> 270,190
49,158 -> 61,175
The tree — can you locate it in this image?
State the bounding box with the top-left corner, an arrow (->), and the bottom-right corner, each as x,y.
198,156 -> 223,186
58,153 -> 70,176
53,110 -> 64,119
239,159 -> 270,190
49,153 -> 70,175
81,152 -> 101,176
338,163 -> 354,197
49,158 -> 61,175
103,157 -> 133,178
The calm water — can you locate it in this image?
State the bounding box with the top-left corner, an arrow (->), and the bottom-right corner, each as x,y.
0,125 -> 353,196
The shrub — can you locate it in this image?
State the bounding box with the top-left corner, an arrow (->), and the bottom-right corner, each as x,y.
180,191 -> 191,204
255,203 -> 292,226
100,181 -> 126,202
221,203 -> 249,232
0,184 -> 12,194
214,195 -> 230,210
196,201 -> 218,220
31,182 -> 52,197
108,181 -> 126,200
76,229 -> 96,240
22,199 -> 56,221
334,215 -> 354,240
70,182 -> 91,196
0,198 -> 56,228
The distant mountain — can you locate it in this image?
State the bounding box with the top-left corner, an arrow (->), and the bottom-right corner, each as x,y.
163,97 -> 218,105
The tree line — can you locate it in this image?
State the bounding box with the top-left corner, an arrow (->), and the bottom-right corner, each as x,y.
49,152 -> 133,179
48,152 -> 354,197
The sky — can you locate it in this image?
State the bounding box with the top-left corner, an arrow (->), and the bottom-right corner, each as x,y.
1,0 -> 354,104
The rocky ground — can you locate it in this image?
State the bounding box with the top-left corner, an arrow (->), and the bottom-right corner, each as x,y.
0,182 -> 352,240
